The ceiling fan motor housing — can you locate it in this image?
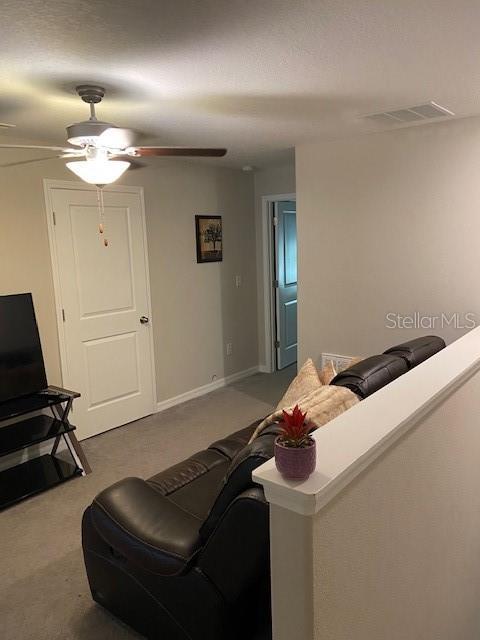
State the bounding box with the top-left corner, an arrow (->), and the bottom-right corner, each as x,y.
66,120 -> 116,147
67,84 -> 113,146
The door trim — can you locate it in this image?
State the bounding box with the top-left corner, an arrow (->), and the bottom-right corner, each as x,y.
260,192 -> 296,373
43,179 -> 157,414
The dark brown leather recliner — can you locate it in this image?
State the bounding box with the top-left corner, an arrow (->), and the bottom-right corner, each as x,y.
82,421 -> 281,640
82,336 -> 445,639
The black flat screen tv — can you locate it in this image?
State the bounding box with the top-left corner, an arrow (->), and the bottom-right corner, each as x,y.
0,293 -> 48,403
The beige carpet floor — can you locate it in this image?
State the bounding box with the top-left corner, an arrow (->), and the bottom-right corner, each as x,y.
1,367 -> 295,640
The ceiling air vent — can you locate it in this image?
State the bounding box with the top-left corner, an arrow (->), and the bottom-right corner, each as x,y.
364,101 -> 454,125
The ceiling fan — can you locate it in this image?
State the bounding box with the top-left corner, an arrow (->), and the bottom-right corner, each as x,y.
0,122 -> 15,128
0,85 -> 227,185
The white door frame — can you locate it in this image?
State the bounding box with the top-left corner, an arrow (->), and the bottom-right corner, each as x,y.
260,192 -> 296,373
43,179 -> 157,412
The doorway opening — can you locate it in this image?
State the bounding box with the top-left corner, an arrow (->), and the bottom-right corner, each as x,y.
260,193 -> 297,373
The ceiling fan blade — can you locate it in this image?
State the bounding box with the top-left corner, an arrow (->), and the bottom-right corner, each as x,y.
60,150 -> 87,159
0,123 -> 16,128
98,127 -> 135,149
0,155 -> 62,168
127,159 -> 146,170
0,144 -> 75,152
131,147 -> 227,157
108,153 -> 145,169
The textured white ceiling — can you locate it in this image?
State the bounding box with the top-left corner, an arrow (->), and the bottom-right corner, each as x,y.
1,0 -> 480,167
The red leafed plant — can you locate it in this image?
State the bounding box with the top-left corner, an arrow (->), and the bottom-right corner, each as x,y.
278,405 -> 313,448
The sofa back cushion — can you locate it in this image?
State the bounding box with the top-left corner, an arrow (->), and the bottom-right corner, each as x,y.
331,353 -> 408,399
384,335 -> 445,368
199,424 -> 280,541
275,358 -> 321,410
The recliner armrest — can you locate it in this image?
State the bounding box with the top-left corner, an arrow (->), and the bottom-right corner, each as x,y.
91,477 -> 201,576
384,335 -> 446,368
331,354 -> 408,398
198,487 -> 270,603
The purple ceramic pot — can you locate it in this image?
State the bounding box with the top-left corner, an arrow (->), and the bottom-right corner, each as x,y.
274,437 -> 316,480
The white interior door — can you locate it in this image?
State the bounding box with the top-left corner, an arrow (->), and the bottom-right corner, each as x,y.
275,201 -> 297,369
47,184 -> 155,440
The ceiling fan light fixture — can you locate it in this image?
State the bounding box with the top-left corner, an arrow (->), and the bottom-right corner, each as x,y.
66,158 -> 130,185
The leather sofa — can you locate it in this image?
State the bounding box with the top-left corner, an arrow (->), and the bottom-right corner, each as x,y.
82,335 -> 445,640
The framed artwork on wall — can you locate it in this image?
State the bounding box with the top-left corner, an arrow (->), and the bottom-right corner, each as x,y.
195,215 -> 223,263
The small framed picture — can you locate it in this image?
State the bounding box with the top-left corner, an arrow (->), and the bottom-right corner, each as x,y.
195,215 -> 223,263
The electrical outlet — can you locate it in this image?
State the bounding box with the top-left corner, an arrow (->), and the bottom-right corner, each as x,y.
321,353 -> 355,372
226,342 -> 233,356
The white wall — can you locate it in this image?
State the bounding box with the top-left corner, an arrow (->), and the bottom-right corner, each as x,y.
139,162 -> 258,400
254,162 -> 296,368
0,157 -> 258,405
255,325 -> 480,640
311,368 -> 480,639
296,116 -> 480,365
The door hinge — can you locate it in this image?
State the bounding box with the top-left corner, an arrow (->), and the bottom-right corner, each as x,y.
273,279 -> 279,288
61,308 -> 66,322
52,211 -> 57,226
273,216 -> 278,226
275,340 -> 280,348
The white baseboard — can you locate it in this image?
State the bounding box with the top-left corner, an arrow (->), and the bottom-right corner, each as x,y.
258,364 -> 273,373
156,366 -> 260,413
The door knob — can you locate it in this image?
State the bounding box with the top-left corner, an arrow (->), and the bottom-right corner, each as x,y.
140,316 -> 149,324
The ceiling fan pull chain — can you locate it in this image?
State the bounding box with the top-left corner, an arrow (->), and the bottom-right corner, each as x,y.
100,187 -> 108,247
96,186 -> 103,234
96,186 -> 109,247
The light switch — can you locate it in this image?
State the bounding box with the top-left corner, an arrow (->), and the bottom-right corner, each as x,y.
235,275 -> 242,288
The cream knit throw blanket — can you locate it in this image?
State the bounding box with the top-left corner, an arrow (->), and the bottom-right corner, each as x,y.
248,385 -> 359,443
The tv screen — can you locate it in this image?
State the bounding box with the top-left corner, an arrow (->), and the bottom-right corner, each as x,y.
0,293 -> 48,403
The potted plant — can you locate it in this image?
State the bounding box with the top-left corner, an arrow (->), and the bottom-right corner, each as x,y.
274,405 -> 316,480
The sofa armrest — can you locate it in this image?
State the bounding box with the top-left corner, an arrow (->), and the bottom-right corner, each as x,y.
198,487 -> 270,603
91,477 -> 201,576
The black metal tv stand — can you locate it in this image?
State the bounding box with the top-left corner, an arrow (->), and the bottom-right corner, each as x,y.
0,386 -> 90,510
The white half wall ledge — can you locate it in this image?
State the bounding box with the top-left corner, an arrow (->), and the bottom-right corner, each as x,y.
253,327 -> 480,516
